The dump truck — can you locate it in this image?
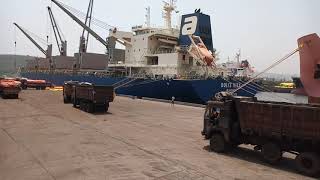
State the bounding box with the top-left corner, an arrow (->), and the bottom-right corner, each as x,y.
72,83 -> 114,113
202,94 -> 320,176
63,81 -> 79,103
0,78 -> 21,99
20,78 -> 51,90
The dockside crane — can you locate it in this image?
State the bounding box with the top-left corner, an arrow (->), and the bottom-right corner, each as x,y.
47,7 -> 67,56
51,0 -> 112,69
51,0 -> 108,49
13,23 -> 52,58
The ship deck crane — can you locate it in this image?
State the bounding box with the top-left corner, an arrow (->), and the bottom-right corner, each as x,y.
13,23 -> 52,58
51,0 -> 108,48
80,0 -> 94,53
47,7 -> 67,56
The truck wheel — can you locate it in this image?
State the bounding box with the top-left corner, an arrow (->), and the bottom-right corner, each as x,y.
105,103 -> 109,112
261,142 -> 282,164
210,133 -> 227,153
295,152 -> 320,176
79,101 -> 85,110
87,103 -> 94,113
73,99 -> 77,108
63,96 -> 68,104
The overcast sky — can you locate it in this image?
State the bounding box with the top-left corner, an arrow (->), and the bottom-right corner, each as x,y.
0,0 -> 319,74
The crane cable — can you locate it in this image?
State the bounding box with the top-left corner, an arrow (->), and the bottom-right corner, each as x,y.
14,25 -> 17,71
232,47 -> 300,94
58,1 -> 116,30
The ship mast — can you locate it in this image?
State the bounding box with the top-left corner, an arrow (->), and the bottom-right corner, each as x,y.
162,0 -> 178,29
145,6 -> 151,27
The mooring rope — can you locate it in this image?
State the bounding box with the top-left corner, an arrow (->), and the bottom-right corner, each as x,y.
232,47 -> 300,94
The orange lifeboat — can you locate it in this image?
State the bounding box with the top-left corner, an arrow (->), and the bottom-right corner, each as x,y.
197,43 -> 214,66
188,35 -> 215,67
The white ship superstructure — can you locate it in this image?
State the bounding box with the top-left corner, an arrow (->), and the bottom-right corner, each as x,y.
107,0 -> 207,78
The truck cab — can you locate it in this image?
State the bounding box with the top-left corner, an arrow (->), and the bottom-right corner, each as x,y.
202,96 -> 254,152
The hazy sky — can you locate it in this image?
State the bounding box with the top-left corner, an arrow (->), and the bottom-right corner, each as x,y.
0,0 -> 319,74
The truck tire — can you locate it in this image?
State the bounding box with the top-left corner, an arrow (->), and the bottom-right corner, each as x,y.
63,96 -> 68,104
13,94 -> 19,99
80,101 -> 85,110
210,133 -> 227,153
105,103 -> 109,112
261,142 -> 282,164
73,98 -> 77,108
295,152 -> 320,176
87,103 -> 94,113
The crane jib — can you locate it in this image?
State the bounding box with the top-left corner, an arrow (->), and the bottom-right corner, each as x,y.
51,0 -> 108,48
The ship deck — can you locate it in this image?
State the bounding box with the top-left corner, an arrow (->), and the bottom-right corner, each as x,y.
0,90 -> 314,180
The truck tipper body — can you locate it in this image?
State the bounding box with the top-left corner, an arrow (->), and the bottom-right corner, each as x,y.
202,96 -> 320,176
20,78 -> 51,90
72,83 -> 114,113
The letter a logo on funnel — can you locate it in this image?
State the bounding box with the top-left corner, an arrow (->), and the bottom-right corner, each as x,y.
182,16 -> 198,35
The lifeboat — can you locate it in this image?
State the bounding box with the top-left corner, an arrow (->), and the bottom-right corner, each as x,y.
188,35 -> 215,67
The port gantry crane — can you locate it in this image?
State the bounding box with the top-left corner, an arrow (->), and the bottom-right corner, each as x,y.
13,23 -> 52,59
47,7 -> 67,56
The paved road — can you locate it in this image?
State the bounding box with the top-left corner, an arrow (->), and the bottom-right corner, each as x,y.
0,90 -> 315,180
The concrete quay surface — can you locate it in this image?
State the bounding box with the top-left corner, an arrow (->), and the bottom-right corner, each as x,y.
0,90 -> 315,180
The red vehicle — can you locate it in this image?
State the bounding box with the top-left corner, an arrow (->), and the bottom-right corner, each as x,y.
0,78 -> 21,99
20,78 -> 51,90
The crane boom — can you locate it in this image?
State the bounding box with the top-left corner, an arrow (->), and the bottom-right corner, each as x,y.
13,23 -> 47,57
47,7 -> 67,56
51,0 -> 108,47
82,0 -> 94,52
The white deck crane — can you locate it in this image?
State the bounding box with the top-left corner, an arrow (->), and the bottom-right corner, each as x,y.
13,23 -> 52,59
47,7 -> 67,56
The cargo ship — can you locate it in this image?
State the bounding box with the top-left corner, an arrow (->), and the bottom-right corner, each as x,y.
18,0 -> 260,104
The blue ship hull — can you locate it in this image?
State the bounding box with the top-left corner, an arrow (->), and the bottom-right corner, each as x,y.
20,72 -> 259,104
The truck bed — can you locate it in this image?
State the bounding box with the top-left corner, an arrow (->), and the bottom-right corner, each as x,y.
238,101 -> 320,141
75,84 -> 114,103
